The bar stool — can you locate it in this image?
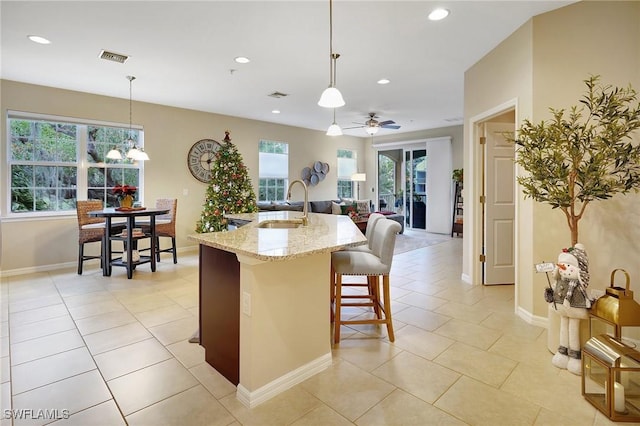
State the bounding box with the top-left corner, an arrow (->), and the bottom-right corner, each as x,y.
346,212 -> 384,254
337,212 -> 385,310
331,218 -> 401,344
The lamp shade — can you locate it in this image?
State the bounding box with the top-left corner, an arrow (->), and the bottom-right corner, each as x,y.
351,173 -> 366,182
135,149 -> 150,161
318,87 -> 345,108
106,148 -> 123,160
365,126 -> 379,136
126,147 -> 140,159
126,147 -> 149,161
326,122 -> 342,136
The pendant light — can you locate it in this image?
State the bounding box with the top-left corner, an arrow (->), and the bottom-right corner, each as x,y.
326,108 -> 342,136
318,0 -> 345,108
106,75 -> 148,161
124,76 -> 149,161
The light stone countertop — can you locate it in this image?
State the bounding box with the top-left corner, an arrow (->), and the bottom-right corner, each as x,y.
187,211 -> 367,261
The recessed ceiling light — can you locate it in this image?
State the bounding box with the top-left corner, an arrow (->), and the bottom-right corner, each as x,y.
234,56 -> 250,64
377,79 -> 390,85
27,35 -> 51,44
428,8 -> 450,21
272,110 -> 281,114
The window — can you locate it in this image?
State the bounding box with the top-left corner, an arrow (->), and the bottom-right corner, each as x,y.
8,112 -> 144,215
258,140 -> 288,202
337,149 -> 357,199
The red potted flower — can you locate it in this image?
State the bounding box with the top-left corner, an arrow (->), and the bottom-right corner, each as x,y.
113,184 -> 137,207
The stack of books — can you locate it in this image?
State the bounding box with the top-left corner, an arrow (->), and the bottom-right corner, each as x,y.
118,228 -> 145,238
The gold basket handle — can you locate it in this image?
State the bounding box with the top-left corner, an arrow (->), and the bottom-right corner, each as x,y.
610,268 -> 631,295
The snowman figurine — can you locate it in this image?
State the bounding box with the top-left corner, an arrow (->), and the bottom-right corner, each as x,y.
549,243 -> 591,375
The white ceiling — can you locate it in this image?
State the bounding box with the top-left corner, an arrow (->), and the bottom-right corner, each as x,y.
0,1 -> 574,138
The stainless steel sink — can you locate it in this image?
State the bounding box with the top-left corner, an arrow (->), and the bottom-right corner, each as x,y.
257,220 -> 303,229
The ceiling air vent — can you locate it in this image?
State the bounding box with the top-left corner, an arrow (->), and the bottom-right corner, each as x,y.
268,91 -> 289,99
99,50 -> 129,64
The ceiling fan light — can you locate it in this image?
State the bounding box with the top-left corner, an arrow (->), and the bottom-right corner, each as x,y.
326,122 -> 342,136
318,87 -> 345,108
365,126 -> 379,136
106,148 -> 123,160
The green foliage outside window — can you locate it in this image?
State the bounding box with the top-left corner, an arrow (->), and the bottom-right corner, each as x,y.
9,116 -> 143,213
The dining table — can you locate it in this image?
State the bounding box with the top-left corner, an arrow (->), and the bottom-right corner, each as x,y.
88,207 -> 170,279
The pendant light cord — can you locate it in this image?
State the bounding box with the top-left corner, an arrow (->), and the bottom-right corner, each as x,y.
329,0 -> 334,87
127,75 -> 136,141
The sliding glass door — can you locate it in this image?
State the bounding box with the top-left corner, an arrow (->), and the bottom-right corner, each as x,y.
404,149 -> 426,229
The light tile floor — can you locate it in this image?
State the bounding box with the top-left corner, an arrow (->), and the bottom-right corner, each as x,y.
0,237 -> 623,425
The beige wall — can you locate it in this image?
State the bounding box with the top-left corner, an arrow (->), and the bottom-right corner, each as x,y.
465,19 -> 534,312
0,80 -> 365,273
465,1 -> 640,319
530,1 -> 640,317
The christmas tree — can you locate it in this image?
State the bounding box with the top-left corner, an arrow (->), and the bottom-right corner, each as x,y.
196,131 -> 258,233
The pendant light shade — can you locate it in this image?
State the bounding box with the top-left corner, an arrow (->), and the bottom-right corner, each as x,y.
326,108 -> 342,136
106,147 -> 123,160
318,0 -> 344,108
319,87 -> 345,109
134,149 -> 150,161
326,122 -> 343,136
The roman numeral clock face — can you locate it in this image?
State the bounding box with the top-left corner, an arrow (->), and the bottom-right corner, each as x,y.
188,139 -> 221,183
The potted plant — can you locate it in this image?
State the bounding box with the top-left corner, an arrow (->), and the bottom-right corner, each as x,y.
452,168 -> 463,185
113,184 -> 137,208
509,75 -> 640,245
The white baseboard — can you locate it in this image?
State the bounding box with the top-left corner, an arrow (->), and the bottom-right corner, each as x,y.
0,246 -> 199,278
236,352 -> 332,408
0,261 -> 78,277
461,273 -> 471,284
517,305 -> 548,328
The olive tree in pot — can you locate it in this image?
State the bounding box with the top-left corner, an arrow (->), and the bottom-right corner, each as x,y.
511,75 -> 640,246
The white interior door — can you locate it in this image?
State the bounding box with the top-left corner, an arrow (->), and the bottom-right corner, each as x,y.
484,122 -> 515,285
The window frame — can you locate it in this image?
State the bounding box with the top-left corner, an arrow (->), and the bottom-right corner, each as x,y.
6,110 -> 145,219
337,149 -> 357,199
258,140 -> 289,202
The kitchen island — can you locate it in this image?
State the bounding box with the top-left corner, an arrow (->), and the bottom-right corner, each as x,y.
188,211 -> 366,408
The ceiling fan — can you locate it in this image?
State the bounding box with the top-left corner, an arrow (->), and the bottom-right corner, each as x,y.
344,113 -> 401,135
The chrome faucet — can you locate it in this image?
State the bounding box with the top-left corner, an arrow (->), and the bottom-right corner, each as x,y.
286,179 -> 309,226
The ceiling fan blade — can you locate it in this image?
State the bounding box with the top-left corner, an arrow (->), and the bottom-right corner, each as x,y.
381,124 -> 401,129
378,120 -> 395,126
343,125 -> 365,130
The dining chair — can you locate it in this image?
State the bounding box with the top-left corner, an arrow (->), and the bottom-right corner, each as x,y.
76,200 -> 107,274
141,198 -> 178,263
331,218 -> 402,344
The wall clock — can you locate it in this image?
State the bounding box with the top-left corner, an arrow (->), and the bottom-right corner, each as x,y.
188,139 -> 221,183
